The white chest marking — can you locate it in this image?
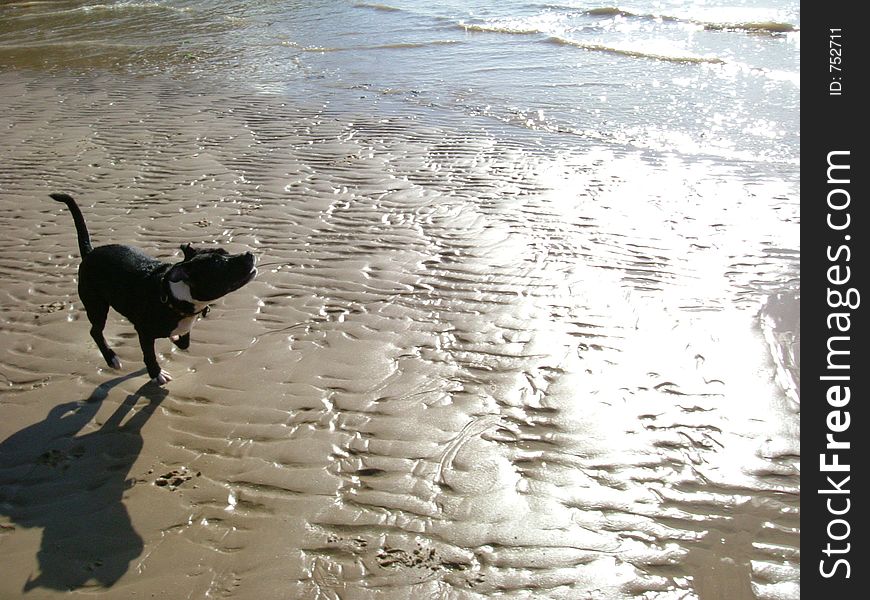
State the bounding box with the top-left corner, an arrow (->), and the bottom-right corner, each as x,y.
168,280 -> 210,313
171,315 -> 197,338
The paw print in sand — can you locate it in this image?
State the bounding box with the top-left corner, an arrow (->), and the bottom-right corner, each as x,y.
376,543 -> 440,573
37,445 -> 85,470
84,560 -> 104,573
35,301 -> 67,319
153,466 -> 199,491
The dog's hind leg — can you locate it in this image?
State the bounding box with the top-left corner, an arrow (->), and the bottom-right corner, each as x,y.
137,332 -> 171,384
81,292 -> 121,370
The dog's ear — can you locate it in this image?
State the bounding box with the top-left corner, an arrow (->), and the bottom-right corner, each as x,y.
180,243 -> 197,261
167,263 -> 189,283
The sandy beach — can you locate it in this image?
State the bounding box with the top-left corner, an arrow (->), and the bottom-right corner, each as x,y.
1,1 -> 799,597
0,68 -> 799,599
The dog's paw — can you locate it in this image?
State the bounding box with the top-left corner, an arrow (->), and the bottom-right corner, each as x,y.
172,333 -> 191,350
110,356 -> 122,370
152,370 -> 173,385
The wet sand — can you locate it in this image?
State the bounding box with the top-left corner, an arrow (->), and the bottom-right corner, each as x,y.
0,70 -> 799,599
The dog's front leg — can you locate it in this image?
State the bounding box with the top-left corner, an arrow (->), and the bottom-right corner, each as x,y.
137,332 -> 172,384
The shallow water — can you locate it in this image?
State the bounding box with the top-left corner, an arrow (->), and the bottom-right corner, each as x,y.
0,1 -> 798,598
1,0 -> 799,164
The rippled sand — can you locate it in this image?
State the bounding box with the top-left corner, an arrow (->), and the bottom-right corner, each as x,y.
0,71 -> 799,599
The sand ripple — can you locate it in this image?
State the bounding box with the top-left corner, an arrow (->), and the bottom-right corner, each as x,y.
0,71 -> 798,598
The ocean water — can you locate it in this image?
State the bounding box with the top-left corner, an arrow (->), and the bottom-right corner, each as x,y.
0,1 -> 799,598
1,0 -> 799,166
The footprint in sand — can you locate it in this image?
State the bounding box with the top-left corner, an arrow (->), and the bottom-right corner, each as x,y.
153,467 -> 199,491
37,301 -> 67,314
34,300 -> 68,320
36,445 -> 85,470
376,544 -> 438,571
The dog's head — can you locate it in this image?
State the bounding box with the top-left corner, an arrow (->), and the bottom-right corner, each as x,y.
167,244 -> 257,303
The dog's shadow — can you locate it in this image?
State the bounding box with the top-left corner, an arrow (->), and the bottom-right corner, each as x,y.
0,371 -> 166,592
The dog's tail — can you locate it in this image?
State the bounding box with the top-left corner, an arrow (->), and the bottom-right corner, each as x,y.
50,193 -> 93,258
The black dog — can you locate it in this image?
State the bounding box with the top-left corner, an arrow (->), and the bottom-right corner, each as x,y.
51,193 -> 256,384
